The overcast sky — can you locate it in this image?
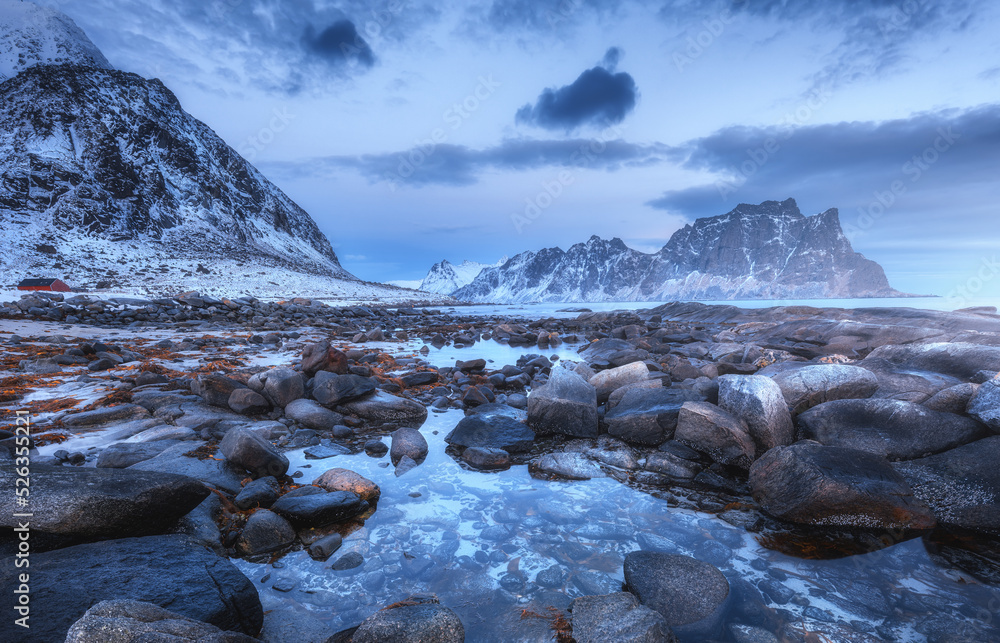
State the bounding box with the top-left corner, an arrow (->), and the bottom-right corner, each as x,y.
39,0 -> 1000,298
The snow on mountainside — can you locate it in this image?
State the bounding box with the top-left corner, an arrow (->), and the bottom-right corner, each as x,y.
0,0 -> 110,80
453,199 -> 903,303
418,257 -> 508,294
0,3 -> 441,301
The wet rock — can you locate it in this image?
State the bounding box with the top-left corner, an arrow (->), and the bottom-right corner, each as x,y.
590,361 -> 650,403
352,596 -> 465,643
532,452 -> 606,480
605,388 -> 701,446
234,476 -> 281,510
894,436 -> 1000,535
749,442 -> 936,529
270,490 -> 368,527
95,440 -> 183,468
62,403 -> 150,427
312,372 -> 376,407
402,371 -> 439,387
65,600 -> 259,643
313,468 -> 381,503
364,439 -> 389,457
624,552 -> 730,638
0,534 -> 262,640
536,565 -> 568,588
798,398 -> 988,460
923,383 -> 979,414
194,373 -> 247,408
302,340 -> 349,376
968,378 -> 1000,430
308,532 -> 343,561
130,443 -> 247,494
462,386 -> 490,407
259,609 -> 335,643
395,455 -> 420,476
0,464 -> 208,538
236,509 -> 295,555
339,390 -> 428,427
285,398 -> 343,431
219,425 -> 289,478
643,452 -> 700,479
461,447 -> 511,469
228,388 -> 271,415
390,427 -> 429,465
770,364 -> 879,414
718,375 -> 794,457
465,402 -> 529,423
261,367 -> 304,408
124,425 -> 198,443
528,367 -> 599,438
862,342 -> 1000,381
570,592 -> 675,643
445,414 -> 535,453
674,401 -> 755,469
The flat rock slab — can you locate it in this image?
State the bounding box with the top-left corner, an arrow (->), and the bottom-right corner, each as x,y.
797,398 -> 988,460
95,440 -> 184,468
570,592 -> 675,643
858,358 -> 962,404
445,414 -> 535,453
0,535 -> 262,641
62,403 -> 150,427
771,364 -> 879,414
130,442 -> 247,494
624,552 -> 730,638
527,367 -> 599,438
749,442 -> 936,530
338,390 -> 428,427
312,372 -> 376,407
863,342 -> 1000,381
0,464 -> 208,538
464,402 -> 528,423
894,436 -> 1000,535
65,600 -> 260,643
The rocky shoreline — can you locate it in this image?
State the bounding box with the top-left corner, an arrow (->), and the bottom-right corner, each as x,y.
3,293 -> 1000,641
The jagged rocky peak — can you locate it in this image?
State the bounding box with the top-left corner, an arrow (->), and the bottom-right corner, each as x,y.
452,199 -> 902,303
0,0 -> 111,80
419,256 -> 508,294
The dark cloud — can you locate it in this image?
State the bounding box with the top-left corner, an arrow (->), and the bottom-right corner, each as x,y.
303,20 -> 375,68
515,63 -> 638,131
648,104 -> 1000,232
601,46 -> 622,71
268,138 -> 677,187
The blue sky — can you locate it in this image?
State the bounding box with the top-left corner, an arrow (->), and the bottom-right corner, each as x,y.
38,0 -> 1000,298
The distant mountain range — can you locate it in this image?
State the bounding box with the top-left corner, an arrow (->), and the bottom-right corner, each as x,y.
418,257 -> 509,294
438,199 -> 904,303
0,0 -> 427,301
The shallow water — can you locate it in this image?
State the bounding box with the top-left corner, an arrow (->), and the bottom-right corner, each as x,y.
234,410 -> 1000,642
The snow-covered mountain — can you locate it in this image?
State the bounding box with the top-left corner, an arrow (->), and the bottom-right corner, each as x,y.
418,257 -> 508,294
0,0 -> 110,80
453,199 -> 902,303
0,2 -> 437,301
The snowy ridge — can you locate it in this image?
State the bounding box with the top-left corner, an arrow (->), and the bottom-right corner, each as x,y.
418,256 -> 508,294
0,0 -> 110,78
453,199 -> 901,303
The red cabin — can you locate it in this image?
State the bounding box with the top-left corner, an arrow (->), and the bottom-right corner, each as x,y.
17,278 -> 71,292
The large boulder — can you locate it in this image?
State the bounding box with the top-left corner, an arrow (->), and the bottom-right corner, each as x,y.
0,535 -> 262,640
862,342 -> 1000,381
219,426 -> 289,478
260,367 -> 304,408
798,398 -> 988,460
338,390 -> 428,427
589,361 -> 650,403
770,364 -> 879,414
967,378 -> 1000,430
444,415 -> 535,453
65,600 -> 259,643
623,552 -> 730,638
270,490 -> 368,526
130,443 -> 247,494
749,442 -> 936,529
284,398 -> 343,431
717,375 -> 794,457
0,464 -> 208,538
390,427 -> 429,465
352,597 -> 465,643
605,388 -> 703,446
894,436 -> 1000,535
301,339 -> 349,376
528,367 -> 599,438
228,389 -> 271,415
570,592 -> 675,643
673,401 -> 755,469
313,468 -> 381,503
311,372 -> 376,407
